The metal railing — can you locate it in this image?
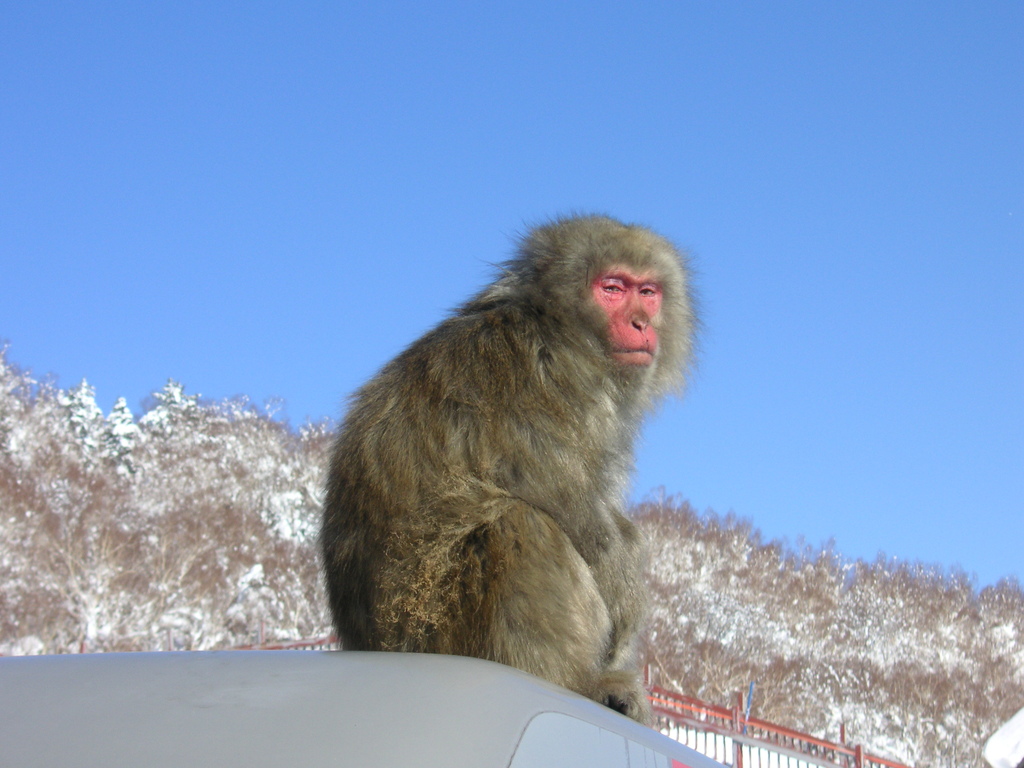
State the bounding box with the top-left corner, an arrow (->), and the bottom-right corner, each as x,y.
649,686 -> 910,768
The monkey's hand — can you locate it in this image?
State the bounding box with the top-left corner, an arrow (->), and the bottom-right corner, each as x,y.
598,669 -> 652,725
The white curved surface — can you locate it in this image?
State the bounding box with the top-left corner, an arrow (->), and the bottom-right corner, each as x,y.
985,706 -> 1024,768
0,650 -> 719,768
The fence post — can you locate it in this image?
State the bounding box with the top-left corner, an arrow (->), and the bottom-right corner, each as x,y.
855,744 -> 863,768
732,691 -> 744,768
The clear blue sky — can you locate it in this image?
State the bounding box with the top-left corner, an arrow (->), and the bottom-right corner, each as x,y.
2,3 -> 1021,588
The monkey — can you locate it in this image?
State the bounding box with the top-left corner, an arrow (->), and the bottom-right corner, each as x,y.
320,214 -> 696,723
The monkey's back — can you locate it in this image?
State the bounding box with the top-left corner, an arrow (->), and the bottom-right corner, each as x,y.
320,300 -> 629,652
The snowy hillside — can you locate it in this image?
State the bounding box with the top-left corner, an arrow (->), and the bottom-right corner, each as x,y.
640,502 -> 1023,767
0,348 -> 1020,768
0,352 -> 333,653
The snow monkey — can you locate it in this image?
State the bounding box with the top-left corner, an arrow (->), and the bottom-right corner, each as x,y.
320,215 -> 696,722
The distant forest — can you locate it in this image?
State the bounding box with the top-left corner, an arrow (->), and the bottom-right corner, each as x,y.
1,347 -> 1020,768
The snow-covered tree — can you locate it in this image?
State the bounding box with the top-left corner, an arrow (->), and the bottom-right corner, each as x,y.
139,379 -> 200,437
59,380 -> 102,444
103,397 -> 140,475
59,379 -> 104,455
0,347 -> 29,450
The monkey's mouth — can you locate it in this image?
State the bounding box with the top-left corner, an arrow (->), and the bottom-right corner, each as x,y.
612,349 -> 654,366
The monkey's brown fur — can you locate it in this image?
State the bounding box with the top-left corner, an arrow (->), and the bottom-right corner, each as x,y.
320,215 -> 696,722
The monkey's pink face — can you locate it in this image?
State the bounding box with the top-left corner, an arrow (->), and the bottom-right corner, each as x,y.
591,269 -> 662,366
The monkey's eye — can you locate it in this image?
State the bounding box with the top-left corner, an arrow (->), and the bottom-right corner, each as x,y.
600,279 -> 626,293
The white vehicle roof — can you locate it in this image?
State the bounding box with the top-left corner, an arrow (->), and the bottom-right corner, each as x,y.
0,650 -> 721,768
984,706 -> 1024,768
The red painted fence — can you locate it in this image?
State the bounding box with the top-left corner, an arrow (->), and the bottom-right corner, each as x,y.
649,685 -> 911,768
